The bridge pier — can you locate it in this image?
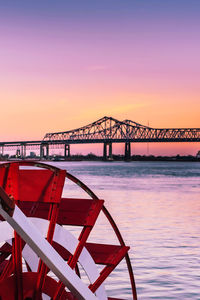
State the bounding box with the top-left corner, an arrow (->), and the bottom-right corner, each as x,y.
64,144 -> 70,159
15,145 -> 26,159
46,144 -> 49,159
0,146 -> 4,157
103,142 -> 112,160
40,145 -> 43,159
125,142 -> 131,160
40,144 -> 49,160
21,144 -> 26,159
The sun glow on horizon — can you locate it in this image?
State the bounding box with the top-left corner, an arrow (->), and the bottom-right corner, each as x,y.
0,1 -> 199,155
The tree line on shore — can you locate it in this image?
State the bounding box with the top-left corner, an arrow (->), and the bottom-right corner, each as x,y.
1,153 -> 200,162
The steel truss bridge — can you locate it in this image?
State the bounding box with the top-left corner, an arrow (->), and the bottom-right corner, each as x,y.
0,116 -> 200,160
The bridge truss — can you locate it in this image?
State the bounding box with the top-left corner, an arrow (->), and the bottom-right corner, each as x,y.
1,117 -> 200,160
44,116 -> 200,143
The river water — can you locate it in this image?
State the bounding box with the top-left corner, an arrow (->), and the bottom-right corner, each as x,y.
48,160 -> 200,300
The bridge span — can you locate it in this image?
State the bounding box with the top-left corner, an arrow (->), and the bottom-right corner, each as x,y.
1,116 -> 200,160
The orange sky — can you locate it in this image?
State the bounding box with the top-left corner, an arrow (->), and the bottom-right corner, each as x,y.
0,1 -> 200,156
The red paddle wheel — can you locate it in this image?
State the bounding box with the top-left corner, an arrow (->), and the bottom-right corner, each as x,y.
0,161 -> 137,300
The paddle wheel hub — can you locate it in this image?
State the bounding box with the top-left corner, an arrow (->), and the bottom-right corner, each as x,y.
0,161 -> 137,299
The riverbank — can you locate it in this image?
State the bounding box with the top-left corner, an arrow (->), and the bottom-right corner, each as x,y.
2,154 -> 200,162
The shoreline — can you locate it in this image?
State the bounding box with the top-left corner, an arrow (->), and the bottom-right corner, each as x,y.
1,155 -> 200,163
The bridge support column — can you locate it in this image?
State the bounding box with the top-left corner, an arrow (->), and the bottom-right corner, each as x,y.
103,142 -> 112,160
125,142 -> 131,161
64,144 -> 70,159
0,146 -> 4,157
40,144 -> 44,160
40,144 -> 49,160
109,143 -> 112,159
46,144 -> 49,159
21,144 -> 26,159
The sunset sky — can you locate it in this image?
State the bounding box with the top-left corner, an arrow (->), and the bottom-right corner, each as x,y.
0,1 -> 200,155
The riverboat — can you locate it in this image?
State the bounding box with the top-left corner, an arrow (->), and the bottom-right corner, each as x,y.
0,161 -> 137,299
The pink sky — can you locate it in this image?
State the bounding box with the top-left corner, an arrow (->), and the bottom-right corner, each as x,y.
0,1 -> 200,156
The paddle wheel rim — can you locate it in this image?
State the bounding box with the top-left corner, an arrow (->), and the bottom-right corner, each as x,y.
0,161 -> 137,300
65,172 -> 137,299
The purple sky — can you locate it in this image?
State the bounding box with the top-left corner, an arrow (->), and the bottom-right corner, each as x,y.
0,0 -> 200,155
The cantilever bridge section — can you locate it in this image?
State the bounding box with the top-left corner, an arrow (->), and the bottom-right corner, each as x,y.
43,116 -> 200,160
1,116 -> 200,159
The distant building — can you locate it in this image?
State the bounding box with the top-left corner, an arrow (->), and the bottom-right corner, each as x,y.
30,152 -> 36,158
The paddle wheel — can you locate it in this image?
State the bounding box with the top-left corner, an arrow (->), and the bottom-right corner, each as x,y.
0,161 -> 137,300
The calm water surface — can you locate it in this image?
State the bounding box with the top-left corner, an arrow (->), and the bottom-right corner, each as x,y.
49,161 -> 200,300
